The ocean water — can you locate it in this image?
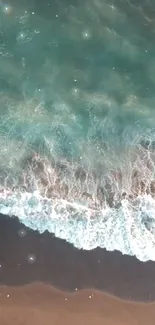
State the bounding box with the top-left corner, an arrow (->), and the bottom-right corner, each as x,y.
0,0 -> 155,261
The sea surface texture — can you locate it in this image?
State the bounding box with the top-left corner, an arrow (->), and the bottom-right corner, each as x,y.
0,0 -> 155,261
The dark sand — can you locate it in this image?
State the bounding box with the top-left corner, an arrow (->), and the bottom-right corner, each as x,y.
1,213 -> 155,302
1,213 -> 155,324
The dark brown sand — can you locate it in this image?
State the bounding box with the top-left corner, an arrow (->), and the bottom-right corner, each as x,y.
1,214 -> 155,324
1,213 -> 155,302
0,283 -> 155,325
1,213 -> 155,323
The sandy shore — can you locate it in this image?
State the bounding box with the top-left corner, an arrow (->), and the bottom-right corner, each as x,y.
0,283 -> 155,325
0,215 -> 155,324
1,213 -> 155,302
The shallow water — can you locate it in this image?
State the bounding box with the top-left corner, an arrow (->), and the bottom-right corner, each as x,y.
0,0 -> 155,261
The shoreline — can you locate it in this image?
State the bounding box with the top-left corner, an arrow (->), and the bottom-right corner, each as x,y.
1,213 -> 155,302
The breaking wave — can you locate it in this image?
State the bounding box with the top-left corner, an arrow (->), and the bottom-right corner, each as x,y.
1,135 -> 155,262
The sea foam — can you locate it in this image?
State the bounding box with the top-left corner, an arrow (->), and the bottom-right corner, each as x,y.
0,188 -> 155,262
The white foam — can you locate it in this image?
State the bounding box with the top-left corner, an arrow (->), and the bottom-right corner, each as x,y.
0,189 -> 155,262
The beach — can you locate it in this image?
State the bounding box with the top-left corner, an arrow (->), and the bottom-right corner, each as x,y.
1,213 -> 155,302
0,214 -> 155,324
1,0 -> 155,323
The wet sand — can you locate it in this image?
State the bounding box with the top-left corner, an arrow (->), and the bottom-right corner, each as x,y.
0,283 -> 155,325
1,213 -> 155,323
1,213 -> 155,302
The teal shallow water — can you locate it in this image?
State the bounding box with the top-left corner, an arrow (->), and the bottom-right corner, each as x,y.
1,0 -> 155,261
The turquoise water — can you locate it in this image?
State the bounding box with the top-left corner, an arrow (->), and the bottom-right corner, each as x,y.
1,0 -> 155,261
